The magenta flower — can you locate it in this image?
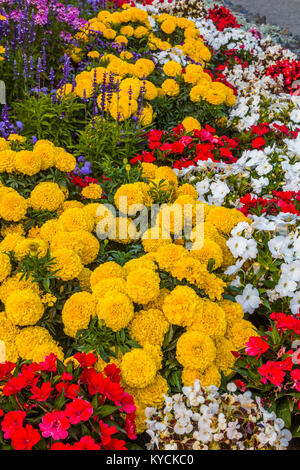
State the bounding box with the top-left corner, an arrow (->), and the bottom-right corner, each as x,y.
39,410 -> 70,440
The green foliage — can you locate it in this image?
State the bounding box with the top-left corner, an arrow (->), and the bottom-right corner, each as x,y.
18,249 -> 59,291
12,94 -> 86,148
75,316 -> 141,362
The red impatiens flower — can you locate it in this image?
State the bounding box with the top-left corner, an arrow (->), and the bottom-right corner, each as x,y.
3,375 -> 27,396
65,398 -> 93,425
30,381 -> 53,402
252,136 -> 266,149
72,435 -> 101,450
99,420 -> 118,447
39,411 -> 70,440
11,424 -> 41,450
50,442 -> 73,450
104,364 -> 120,383
38,353 -> 57,372
258,361 -> 286,386
0,362 -> 15,380
1,411 -> 26,439
55,381 -> 80,399
245,336 -> 269,359
81,368 -> 105,396
73,352 -> 97,368
104,437 -> 127,450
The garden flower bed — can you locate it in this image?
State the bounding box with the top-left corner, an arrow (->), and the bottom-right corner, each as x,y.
0,0 -> 299,451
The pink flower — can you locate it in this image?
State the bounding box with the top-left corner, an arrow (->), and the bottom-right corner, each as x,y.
39,411 -> 70,440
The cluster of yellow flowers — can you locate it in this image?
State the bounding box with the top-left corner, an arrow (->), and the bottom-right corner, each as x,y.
58,5 -> 235,126
0,137 -> 76,176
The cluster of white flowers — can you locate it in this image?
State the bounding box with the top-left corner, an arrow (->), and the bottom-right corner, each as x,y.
146,380 -> 292,450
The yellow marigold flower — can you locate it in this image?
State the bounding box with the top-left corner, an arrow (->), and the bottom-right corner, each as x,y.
163,285 -> 198,327
92,277 -> 127,299
57,83 -> 73,99
81,183 -> 103,200
102,28 -> 117,40
134,374 -> 168,407
87,50 -> 100,59
60,200 -> 84,213
134,403 -> 147,434
176,183 -> 198,200
0,272 -> 40,304
141,162 -> 157,181
39,219 -> 64,243
161,19 -> 176,34
120,25 -> 134,36
0,191 -> 27,222
126,268 -> 160,305
97,290 -> 134,331
129,308 -> 169,346
0,137 -> 10,151
189,299 -> 227,338
163,60 -> 182,77
114,183 -> 145,213
138,103 -> 153,126
62,292 -> 96,337
206,206 -> 249,236
176,331 -> 216,370
214,337 -> 236,375
6,288 -> 44,326
51,248 -> 83,281
182,365 -> 221,387
134,58 -> 155,79
123,256 -> 156,276
59,208 -> 95,232
54,148 -> 76,172
133,26 -> 148,38
14,238 -> 48,261
190,238 -> 223,270
1,223 -> 24,238
225,92 -> 236,107
205,89 -> 225,106
121,348 -> 157,388
119,78 -> 141,100
0,253 -> 11,282
219,299 -> 244,330
143,80 -> 158,101
182,117 -> 201,133
90,261 -> 125,288
155,166 -> 178,188
15,326 -> 64,362
14,150 -> 41,175
141,227 -> 172,253
0,311 -> 19,343
33,142 -> 55,170
146,288 -> 169,310
51,230 -> 99,265
0,149 -> 16,173
115,35 -> 128,45
227,320 -> 258,351
29,182 -> 65,212
161,79 -> 180,97
120,50 -> 133,60
154,244 -> 186,271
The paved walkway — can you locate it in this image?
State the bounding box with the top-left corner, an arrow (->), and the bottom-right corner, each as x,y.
225,0 -> 300,36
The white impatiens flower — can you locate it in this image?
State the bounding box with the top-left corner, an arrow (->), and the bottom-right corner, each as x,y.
196,177 -> 210,196
227,236 -> 248,258
236,284 -> 261,314
290,292 -> 300,315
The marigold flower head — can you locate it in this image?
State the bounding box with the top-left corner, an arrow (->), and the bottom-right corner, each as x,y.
163,286 -> 198,327
126,268 -> 160,305
33,142 -> 55,170
92,277 -> 127,298
130,308 -> 169,346
51,248 -> 83,281
5,288 -> 44,326
59,208 -> 95,232
188,299 -> 227,339
176,330 -> 216,370
182,116 -> 201,133
0,273 -> 40,304
14,238 -> 48,261
14,150 -> 41,176
0,191 -> 27,222
0,149 -> 16,173
90,261 -> 125,289
15,326 -> 64,362
54,149 -> 76,172
190,238 -> 223,270
121,347 -> 158,388
0,253 -> 11,282
97,291 -> 134,332
134,374 -> 168,407
81,183 -> 103,200
62,292 -> 96,337
29,182 -> 65,212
